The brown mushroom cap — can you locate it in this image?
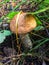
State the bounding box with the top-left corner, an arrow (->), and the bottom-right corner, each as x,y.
10,12 -> 37,34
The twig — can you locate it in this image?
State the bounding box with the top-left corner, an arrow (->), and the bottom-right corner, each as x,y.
2,53 -> 32,60
4,60 -> 12,65
31,32 -> 44,38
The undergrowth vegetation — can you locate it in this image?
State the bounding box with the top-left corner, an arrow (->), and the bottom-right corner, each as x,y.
0,0 -> 49,65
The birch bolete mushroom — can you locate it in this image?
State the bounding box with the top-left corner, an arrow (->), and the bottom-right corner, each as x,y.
10,12 -> 37,49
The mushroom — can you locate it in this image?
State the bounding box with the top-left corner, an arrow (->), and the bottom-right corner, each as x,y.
10,11 -> 37,49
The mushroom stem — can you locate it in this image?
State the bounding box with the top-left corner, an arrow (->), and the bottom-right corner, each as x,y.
19,34 -> 32,49
10,12 -> 37,49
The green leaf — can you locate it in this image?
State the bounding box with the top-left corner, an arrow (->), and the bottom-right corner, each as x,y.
22,0 -> 27,2
0,33 -> 6,43
35,16 -> 42,25
0,30 -> 12,43
34,26 -> 44,31
7,11 -> 19,19
0,19 -> 2,22
44,0 -> 49,4
3,30 -> 12,36
3,0 -> 10,3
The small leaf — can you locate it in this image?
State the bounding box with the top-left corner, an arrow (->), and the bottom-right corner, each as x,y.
3,30 -> 12,36
7,11 -> 19,20
0,33 -> 6,43
0,19 -> 2,22
34,26 -> 44,31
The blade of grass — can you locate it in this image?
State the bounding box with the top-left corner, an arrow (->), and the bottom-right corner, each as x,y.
13,0 -> 27,11
33,38 -> 45,44
28,7 -> 49,15
31,32 -> 44,38
33,39 -> 49,50
30,38 -> 49,52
